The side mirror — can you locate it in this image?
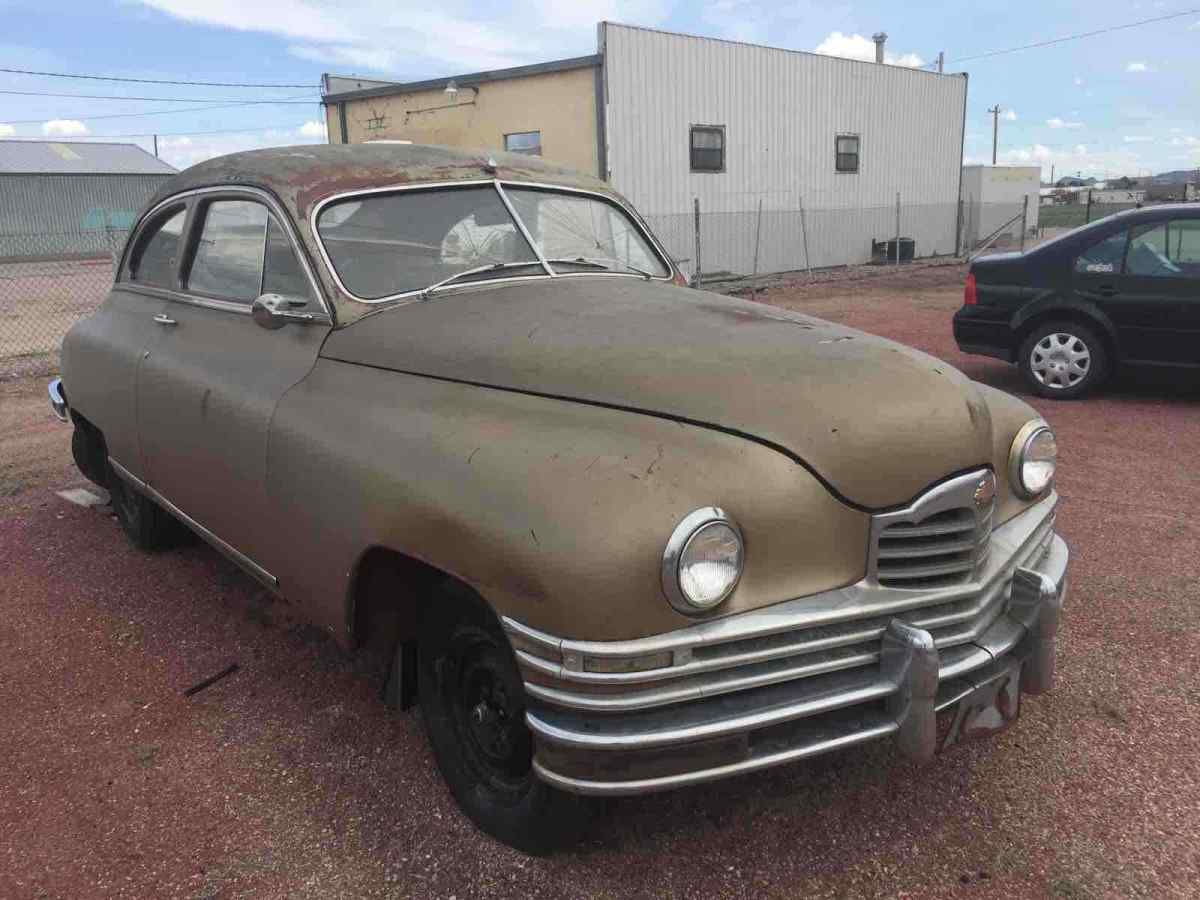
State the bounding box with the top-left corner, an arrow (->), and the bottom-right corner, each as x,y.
252,293 -> 316,330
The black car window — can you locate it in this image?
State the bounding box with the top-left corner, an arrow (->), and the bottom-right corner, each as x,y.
1126,223 -> 1182,278
129,208 -> 186,289
1166,220 -> 1200,274
187,200 -> 269,303
262,215 -> 314,300
1073,230 -> 1128,275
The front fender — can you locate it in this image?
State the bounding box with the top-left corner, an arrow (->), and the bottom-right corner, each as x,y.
264,359 -> 870,643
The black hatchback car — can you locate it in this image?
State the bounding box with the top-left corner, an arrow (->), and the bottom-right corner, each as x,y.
953,204 -> 1200,398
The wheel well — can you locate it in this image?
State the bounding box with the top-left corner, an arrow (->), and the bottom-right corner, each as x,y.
1014,309 -> 1117,365
348,547 -> 491,653
68,411 -> 110,487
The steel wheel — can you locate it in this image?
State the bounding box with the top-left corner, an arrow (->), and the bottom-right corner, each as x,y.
1029,332 -> 1091,390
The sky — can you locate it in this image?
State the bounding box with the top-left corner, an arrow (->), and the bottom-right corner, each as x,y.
1,0 -> 1198,179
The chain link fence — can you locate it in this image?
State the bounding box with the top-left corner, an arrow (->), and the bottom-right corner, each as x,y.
0,230 -> 127,375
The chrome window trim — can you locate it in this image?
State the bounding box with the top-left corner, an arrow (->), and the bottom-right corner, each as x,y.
308,178 -> 676,306
122,185 -> 332,323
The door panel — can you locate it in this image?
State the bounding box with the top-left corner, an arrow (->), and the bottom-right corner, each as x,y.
137,302 -> 329,565
62,288 -> 167,480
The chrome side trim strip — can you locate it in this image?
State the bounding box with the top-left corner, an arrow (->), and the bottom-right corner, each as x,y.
106,456 -> 278,589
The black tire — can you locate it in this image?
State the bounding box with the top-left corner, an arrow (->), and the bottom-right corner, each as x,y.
418,586 -> 588,854
107,469 -> 186,552
1018,320 -> 1110,400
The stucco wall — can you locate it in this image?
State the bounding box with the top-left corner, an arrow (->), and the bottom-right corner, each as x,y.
328,66 -> 599,176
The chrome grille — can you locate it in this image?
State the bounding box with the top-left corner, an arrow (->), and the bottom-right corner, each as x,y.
870,472 -> 995,590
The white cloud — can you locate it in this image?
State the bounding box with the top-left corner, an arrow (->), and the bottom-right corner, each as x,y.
138,0 -> 668,74
813,32 -> 925,68
42,119 -> 89,136
1002,109 -> 1017,122
967,142 -> 1144,181
1125,61 -> 1150,72
297,120 -> 326,138
0,123 -> 15,137
1189,20 -> 1200,30
1123,135 -> 1153,143
1169,135 -> 1199,147
1073,76 -> 1084,86
1046,117 -> 1083,129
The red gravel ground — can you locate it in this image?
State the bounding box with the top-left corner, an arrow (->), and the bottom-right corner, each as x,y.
2,264 -> 1198,899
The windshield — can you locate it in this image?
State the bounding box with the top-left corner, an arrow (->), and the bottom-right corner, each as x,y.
316,182 -> 669,301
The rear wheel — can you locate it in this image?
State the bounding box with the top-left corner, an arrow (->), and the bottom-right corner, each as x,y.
418,587 -> 587,853
1018,321 -> 1109,400
108,468 -> 186,552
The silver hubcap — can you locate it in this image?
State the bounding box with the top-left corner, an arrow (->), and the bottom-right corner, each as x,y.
1030,332 -> 1091,390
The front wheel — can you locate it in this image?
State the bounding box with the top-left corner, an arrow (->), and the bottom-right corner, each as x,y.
1018,321 -> 1110,400
418,589 -> 588,853
107,469 -> 186,552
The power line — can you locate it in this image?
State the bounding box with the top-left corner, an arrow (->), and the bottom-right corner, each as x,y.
0,66 -> 317,89
0,88 -> 318,104
929,9 -> 1200,67
1,95 -> 319,126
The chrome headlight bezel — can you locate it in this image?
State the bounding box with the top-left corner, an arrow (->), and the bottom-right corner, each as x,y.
661,507 -> 744,615
1009,421 -> 1057,499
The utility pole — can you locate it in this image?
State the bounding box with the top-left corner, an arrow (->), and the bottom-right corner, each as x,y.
1050,164 -> 1055,186
987,105 -> 1001,165
153,134 -> 159,158
937,51 -> 944,73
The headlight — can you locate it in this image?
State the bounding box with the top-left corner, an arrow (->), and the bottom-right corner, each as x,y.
1010,422 -> 1057,498
662,507 -> 744,614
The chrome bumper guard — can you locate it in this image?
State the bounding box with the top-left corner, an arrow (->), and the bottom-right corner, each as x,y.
503,493 -> 1068,796
48,377 -> 68,422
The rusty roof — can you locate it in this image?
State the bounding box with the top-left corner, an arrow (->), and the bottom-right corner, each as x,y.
146,143 -> 613,221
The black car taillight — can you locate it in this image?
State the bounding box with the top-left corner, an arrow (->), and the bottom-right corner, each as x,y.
964,272 -> 978,306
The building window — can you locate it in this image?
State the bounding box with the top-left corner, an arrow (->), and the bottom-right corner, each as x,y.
835,134 -> 860,173
504,131 -> 542,156
690,125 -> 725,173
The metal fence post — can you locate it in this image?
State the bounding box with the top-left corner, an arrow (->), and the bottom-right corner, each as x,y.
1085,189 -> 1093,224
692,197 -> 701,287
1019,195 -> 1029,253
954,196 -> 964,257
751,198 -> 763,299
799,195 -> 812,276
894,192 -> 901,265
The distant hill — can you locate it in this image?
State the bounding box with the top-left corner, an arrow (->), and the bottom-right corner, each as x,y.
1149,169 -> 1199,185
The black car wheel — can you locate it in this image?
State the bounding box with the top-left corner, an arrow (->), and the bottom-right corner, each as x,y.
1019,321 -> 1109,400
108,469 -> 186,552
418,588 -> 587,854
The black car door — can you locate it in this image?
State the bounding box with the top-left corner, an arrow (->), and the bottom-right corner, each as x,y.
1120,218 -> 1200,365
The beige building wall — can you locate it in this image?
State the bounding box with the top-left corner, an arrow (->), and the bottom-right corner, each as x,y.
326,66 -> 600,176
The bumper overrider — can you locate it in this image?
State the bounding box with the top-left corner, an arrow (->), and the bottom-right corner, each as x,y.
502,475 -> 1067,796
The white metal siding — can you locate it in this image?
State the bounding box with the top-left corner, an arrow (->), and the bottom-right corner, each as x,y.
959,165 -> 1040,249
601,24 -> 968,275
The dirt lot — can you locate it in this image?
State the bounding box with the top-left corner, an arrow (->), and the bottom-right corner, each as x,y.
2,264 -> 1198,899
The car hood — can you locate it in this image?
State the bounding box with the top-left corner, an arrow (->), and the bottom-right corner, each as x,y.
321,278 -> 994,509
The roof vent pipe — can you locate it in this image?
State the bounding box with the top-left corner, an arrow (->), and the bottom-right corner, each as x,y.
872,32 -> 887,63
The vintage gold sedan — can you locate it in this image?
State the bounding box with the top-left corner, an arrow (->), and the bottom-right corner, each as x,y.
51,145 -> 1067,853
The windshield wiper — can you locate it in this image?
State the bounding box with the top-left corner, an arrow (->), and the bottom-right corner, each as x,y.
544,256 -> 655,280
420,260 -> 545,299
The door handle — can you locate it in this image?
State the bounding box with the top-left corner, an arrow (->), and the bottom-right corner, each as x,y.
153,314 -> 177,326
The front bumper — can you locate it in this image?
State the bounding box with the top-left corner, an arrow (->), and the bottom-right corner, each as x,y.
48,377 -> 68,422
504,493 -> 1067,796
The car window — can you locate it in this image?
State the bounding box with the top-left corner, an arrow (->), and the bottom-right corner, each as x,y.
262,216 -> 314,300
317,186 -> 540,300
1073,230 -> 1127,275
1126,223 -> 1182,278
187,200 -> 268,303
505,188 -> 669,277
130,208 -> 186,289
1166,220 -> 1200,275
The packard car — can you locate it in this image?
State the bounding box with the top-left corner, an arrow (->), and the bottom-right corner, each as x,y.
51,145 -> 1068,853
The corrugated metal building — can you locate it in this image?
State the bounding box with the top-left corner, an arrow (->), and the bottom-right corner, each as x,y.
0,140 -> 176,261
599,23 -> 968,275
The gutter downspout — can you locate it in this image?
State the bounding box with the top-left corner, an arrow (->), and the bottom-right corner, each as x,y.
338,101 -> 349,144
953,72 -> 969,257
595,22 -> 609,181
